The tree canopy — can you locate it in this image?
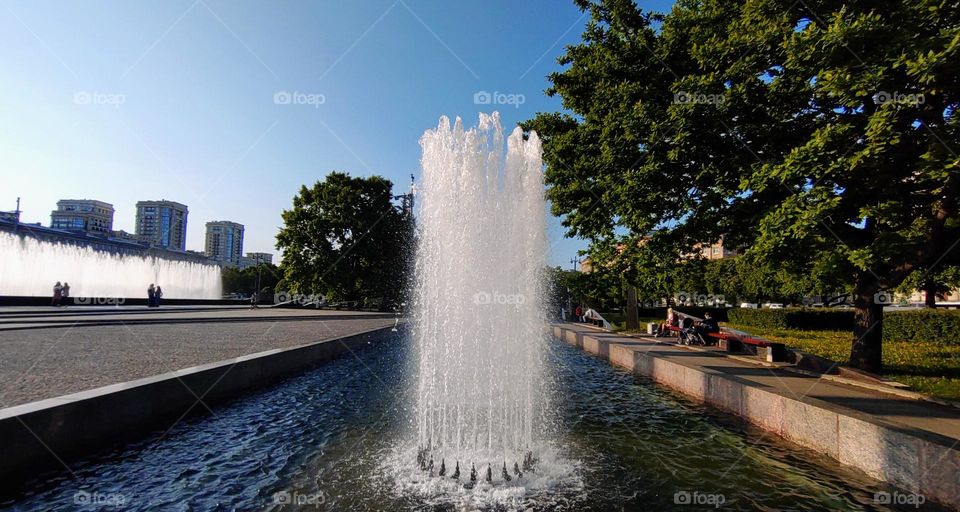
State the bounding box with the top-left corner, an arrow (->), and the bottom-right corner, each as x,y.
275,172 -> 412,308
524,0 -> 960,372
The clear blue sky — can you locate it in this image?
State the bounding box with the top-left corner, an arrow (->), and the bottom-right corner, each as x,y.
0,0 -> 674,266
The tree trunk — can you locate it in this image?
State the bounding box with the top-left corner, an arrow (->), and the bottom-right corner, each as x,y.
849,276 -> 883,373
923,279 -> 938,308
625,287 -> 639,330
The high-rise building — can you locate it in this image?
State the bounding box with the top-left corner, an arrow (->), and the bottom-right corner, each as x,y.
135,200 -> 188,251
50,199 -> 114,234
205,221 -> 244,266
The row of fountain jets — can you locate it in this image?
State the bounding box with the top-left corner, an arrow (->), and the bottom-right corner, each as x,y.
416,448 -> 537,487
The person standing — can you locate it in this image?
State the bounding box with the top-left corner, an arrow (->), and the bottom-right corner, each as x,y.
52,282 -> 62,307
154,285 -> 163,308
147,284 -> 156,307
61,282 -> 70,307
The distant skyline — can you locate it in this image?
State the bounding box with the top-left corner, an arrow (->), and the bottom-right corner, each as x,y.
0,0 -> 675,265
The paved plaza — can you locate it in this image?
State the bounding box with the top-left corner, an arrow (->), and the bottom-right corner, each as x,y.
0,306 -> 396,407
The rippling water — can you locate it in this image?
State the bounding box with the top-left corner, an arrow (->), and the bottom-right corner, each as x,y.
3,338 -> 944,511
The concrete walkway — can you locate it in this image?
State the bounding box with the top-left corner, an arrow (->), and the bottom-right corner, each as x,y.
554,322 -> 960,509
0,308 -> 396,406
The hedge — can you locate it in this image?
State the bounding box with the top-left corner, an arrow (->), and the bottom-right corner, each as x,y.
727,308 -> 853,330
726,307 -> 960,344
883,309 -> 960,344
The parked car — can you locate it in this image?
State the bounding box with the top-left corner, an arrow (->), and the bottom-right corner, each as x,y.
763,303 -> 784,309
740,303 -> 759,309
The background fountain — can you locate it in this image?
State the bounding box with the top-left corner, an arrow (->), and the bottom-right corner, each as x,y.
0,231 -> 222,299
409,112 -> 552,488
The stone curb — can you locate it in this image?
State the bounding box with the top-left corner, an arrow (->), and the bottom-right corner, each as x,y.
553,324 -> 960,510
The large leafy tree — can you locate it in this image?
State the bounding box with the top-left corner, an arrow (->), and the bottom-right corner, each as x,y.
524,0 -> 960,372
275,172 -> 411,307
221,263 -> 281,296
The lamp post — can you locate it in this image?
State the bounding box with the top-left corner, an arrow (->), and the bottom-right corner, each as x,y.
255,254 -> 263,304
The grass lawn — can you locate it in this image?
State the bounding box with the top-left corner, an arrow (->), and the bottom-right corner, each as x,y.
724,323 -> 960,402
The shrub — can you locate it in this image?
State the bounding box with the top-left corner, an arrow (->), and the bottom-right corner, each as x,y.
726,307 -> 960,345
726,308 -> 853,330
884,309 -> 960,344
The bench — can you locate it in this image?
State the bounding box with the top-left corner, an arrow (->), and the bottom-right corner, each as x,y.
662,319 -> 786,362
712,330 -> 786,362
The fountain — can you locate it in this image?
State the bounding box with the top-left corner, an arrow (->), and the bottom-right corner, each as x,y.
0,231 -> 221,299
407,112 -> 556,493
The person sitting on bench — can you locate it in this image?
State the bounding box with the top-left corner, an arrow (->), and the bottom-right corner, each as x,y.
655,308 -> 678,337
694,312 -> 720,344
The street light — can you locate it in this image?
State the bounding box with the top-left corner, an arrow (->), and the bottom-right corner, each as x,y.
255,254 -> 263,305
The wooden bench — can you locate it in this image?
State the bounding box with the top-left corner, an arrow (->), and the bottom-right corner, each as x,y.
663,320 -> 786,362
712,330 -> 786,362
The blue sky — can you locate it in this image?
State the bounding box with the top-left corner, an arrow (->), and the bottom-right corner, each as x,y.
0,0 -> 674,266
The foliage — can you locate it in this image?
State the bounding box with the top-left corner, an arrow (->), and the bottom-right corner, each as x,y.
724,323 -> 960,401
728,307 -> 960,345
275,172 -> 412,307
524,0 -> 960,371
883,309 -> 960,345
221,264 -> 281,297
728,307 -> 854,330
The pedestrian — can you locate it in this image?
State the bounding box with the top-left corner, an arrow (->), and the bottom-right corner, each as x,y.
250,291 -> 259,309
154,285 -> 163,308
61,282 -> 70,307
147,284 -> 156,307
574,304 -> 583,323
52,281 -> 62,307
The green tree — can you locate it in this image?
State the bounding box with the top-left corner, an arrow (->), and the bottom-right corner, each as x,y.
275,172 -> 411,307
221,263 -> 281,297
524,0 -> 960,372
